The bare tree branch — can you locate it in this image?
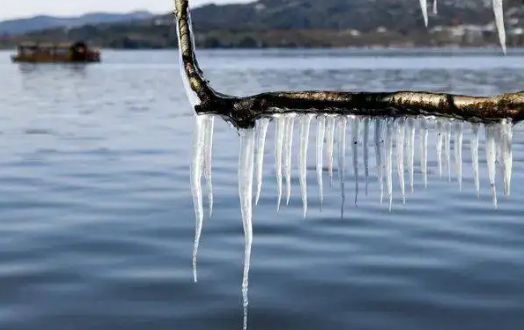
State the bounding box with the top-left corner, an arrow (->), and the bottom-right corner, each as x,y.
174,0 -> 524,128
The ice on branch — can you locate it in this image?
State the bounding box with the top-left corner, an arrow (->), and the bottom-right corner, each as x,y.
284,115 -> 296,205
203,117 -> 215,216
453,122 -> 463,191
485,125 -> 498,207
193,115 -> 515,228
493,0 -> 507,54
299,115 -> 313,217
501,119 -> 513,197
274,116 -> 285,210
420,118 -> 429,188
385,118 -> 394,211
395,118 -> 406,204
351,116 -> 360,205
316,116 -> 326,208
374,119 -> 384,203
363,118 -> 370,196
419,0 -> 429,27
337,116 -> 348,218
238,129 -> 255,330
191,115 -> 206,283
471,124 -> 481,197
191,114 -> 515,330
325,116 -> 336,186
407,118 -> 416,192
255,118 -> 270,205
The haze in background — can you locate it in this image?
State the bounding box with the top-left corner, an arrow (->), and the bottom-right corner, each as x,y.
0,0 -> 251,20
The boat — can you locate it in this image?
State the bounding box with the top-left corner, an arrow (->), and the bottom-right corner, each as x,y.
11,41 -> 101,63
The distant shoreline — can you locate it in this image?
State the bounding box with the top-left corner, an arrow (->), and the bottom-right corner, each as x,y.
1,46 -> 523,52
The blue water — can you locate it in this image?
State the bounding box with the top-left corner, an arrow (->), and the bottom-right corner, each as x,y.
0,49 -> 524,330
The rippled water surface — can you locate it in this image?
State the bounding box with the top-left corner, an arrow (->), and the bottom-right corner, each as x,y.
1,49 -> 524,330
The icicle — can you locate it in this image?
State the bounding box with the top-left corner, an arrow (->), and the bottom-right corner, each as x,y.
419,0 -> 429,27
433,0 -> 438,14
420,118 -> 429,188
351,116 -> 360,205
255,118 -> 270,205
499,119 -> 513,197
299,115 -> 313,218
363,118 -> 370,196
385,119 -> 394,211
337,117 -> 347,218
374,119 -> 385,204
445,121 -> 452,181
396,118 -> 406,204
492,0 -> 507,54
175,13 -> 201,107
203,116 -> 215,217
453,122 -> 463,191
274,116 -> 285,210
485,125 -> 498,208
284,115 -> 296,205
316,116 -> 326,208
191,115 -> 206,283
238,129 -> 255,330
436,120 -> 444,177
406,118 -> 416,192
471,124 -> 480,198
325,116 -> 336,186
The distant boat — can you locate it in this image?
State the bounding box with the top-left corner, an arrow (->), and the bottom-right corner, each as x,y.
11,41 -> 101,63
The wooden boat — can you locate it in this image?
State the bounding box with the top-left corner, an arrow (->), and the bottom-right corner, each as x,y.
11,41 -> 101,63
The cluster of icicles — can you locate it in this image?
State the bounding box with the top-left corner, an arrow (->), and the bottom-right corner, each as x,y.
419,0 -> 507,53
190,114 -> 513,330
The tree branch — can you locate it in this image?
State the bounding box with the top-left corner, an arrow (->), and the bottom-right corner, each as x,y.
174,0 -> 524,128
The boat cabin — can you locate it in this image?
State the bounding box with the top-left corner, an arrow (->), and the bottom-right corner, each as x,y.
12,41 -> 101,63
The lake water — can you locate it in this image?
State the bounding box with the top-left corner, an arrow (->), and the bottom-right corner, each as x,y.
0,48 -> 524,330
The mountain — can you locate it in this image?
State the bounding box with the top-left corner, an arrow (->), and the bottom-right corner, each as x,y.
0,11 -> 154,35
1,0 -> 524,48
188,0 -> 524,32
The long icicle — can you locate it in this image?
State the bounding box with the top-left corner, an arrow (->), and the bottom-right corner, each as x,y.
363,118 -> 370,196
238,129 -> 255,330
191,115 -> 206,283
274,115 -> 285,210
486,125 -> 498,208
203,116 -> 215,217
501,119 -> 513,197
420,118 -> 429,188
407,117 -> 416,192
385,119 -> 394,211
419,0 -> 429,27
445,121 -> 452,182
374,119 -> 384,204
299,115 -> 313,218
255,118 -> 270,205
338,116 -> 347,218
316,116 -> 326,209
284,115 -> 296,205
326,116 -> 336,186
351,116 -> 360,205
492,0 -> 507,54
436,120 -> 444,177
471,123 -> 480,198
433,0 -> 438,14
396,118 -> 406,204
454,122 -> 463,191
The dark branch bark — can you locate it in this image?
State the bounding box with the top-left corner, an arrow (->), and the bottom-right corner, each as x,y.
174,0 -> 524,128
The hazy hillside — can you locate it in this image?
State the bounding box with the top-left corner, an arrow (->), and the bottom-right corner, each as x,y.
1,0 -> 523,48
0,11 -> 154,35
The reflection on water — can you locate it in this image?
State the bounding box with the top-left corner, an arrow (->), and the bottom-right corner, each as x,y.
191,114 -> 514,329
